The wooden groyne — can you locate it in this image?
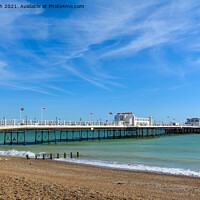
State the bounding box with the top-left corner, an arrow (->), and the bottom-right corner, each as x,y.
0,125 -> 200,145
27,152 -> 80,160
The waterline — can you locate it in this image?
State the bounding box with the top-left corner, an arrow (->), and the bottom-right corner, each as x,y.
0,134 -> 200,177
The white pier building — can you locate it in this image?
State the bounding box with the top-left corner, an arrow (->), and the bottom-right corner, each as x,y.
114,112 -> 152,126
186,118 -> 200,126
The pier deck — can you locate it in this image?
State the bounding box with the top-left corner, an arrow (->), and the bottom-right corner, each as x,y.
0,124 -> 199,145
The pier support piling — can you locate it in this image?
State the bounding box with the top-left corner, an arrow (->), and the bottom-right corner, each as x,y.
23,131 -> 26,145
4,132 -> 6,145
35,131 -> 37,144
54,130 -> 57,144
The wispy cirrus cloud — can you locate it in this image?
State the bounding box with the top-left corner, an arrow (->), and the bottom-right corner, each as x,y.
0,82 -> 56,96
44,0 -> 200,81
1,0 -> 200,95
44,85 -> 74,95
62,65 -> 111,90
167,85 -> 188,91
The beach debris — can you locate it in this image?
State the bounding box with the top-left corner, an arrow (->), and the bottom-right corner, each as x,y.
0,158 -> 8,161
117,182 -> 123,185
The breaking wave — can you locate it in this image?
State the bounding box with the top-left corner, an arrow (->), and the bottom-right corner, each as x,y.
0,149 -> 200,178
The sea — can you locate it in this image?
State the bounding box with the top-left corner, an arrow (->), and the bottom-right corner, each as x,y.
0,133 -> 200,177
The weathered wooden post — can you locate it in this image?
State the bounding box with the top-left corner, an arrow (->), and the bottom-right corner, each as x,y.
35,154 -> 37,159
43,154 -> 45,160
64,152 -> 66,158
26,154 -> 30,159
50,153 -> 53,159
57,153 -> 59,159
70,152 -> 73,158
77,152 -> 79,158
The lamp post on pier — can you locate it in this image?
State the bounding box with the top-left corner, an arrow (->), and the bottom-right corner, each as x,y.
109,112 -> 113,124
41,107 -> 46,125
89,113 -> 93,124
20,108 -> 24,125
3,117 -> 5,126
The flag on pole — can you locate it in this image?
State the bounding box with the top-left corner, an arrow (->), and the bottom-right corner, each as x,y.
42,107 -> 46,110
167,116 -> 170,118
109,112 -> 113,115
173,118 -> 175,120
21,108 -> 24,111
90,113 -> 93,115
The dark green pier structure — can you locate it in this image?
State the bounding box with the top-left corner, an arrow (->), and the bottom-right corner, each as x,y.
0,126 -> 200,145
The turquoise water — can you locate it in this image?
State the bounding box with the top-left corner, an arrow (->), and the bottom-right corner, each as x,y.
0,134 -> 200,176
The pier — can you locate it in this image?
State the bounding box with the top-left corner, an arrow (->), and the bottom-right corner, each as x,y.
0,119 -> 199,145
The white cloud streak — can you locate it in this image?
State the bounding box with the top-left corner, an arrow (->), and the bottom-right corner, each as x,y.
63,65 -> 111,90
1,0 -> 200,93
0,82 -> 56,96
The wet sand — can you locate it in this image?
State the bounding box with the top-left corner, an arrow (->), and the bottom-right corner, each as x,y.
0,156 -> 200,199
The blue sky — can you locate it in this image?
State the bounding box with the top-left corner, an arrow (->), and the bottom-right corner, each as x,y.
0,0 -> 200,123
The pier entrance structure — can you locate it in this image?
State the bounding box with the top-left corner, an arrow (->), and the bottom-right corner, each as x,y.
186,118 -> 200,126
114,113 -> 152,126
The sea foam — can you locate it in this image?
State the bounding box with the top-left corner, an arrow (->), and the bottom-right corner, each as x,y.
0,149 -> 200,178
57,158 -> 200,177
0,149 -> 36,158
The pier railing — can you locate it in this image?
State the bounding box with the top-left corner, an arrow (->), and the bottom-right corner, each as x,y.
0,119 -> 196,128
0,119 -> 117,127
